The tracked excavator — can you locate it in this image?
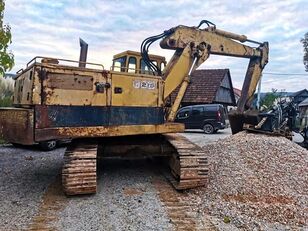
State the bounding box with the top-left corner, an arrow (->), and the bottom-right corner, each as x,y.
0,20 -> 269,195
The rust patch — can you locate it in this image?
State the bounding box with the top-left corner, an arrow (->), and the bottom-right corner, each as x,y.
222,194 -> 294,204
0,108 -> 34,145
123,187 -> 143,196
153,178 -> 217,231
46,73 -> 93,90
27,176 -> 67,231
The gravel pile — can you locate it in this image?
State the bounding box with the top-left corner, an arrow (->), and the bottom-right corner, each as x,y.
194,132 -> 308,230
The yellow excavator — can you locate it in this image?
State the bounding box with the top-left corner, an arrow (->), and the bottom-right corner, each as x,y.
0,20 -> 268,195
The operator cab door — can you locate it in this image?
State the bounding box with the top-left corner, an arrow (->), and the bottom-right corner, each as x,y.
175,107 -> 192,129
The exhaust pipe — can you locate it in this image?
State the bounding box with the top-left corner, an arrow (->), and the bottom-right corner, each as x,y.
79,38 -> 88,68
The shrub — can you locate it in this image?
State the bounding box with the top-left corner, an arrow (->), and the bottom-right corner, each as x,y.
0,77 -> 13,107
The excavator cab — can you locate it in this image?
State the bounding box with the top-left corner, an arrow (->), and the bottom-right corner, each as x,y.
111,50 -> 166,75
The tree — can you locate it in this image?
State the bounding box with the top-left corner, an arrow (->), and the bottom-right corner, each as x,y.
301,32 -> 308,72
0,0 -> 14,77
260,88 -> 279,108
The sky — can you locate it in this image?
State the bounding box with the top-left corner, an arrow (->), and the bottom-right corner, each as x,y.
3,0 -> 308,92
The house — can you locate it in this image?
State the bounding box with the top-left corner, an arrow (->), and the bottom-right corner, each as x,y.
233,88 -> 242,103
4,73 -> 16,79
299,98 -> 308,127
171,69 -> 236,108
291,89 -> 308,105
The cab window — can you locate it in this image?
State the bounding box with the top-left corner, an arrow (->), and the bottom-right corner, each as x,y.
140,59 -> 159,75
140,59 -> 151,74
177,108 -> 190,119
128,57 -> 136,73
113,56 -> 127,72
161,62 -> 166,72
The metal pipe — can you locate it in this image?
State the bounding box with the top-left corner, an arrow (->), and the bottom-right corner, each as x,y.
79,38 -> 88,68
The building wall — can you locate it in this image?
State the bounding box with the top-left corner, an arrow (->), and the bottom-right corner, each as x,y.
299,106 -> 308,127
214,73 -> 236,106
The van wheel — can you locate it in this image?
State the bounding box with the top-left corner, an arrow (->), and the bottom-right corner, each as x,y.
203,124 -> 214,134
39,140 -> 57,151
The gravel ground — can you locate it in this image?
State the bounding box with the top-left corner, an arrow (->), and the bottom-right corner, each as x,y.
181,128 -> 232,147
191,132 -> 308,230
54,159 -> 172,231
0,144 -> 64,231
0,145 -> 172,231
1,128 -> 307,231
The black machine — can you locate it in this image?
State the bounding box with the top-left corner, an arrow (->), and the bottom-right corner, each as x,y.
244,100 -> 297,137
244,100 -> 307,147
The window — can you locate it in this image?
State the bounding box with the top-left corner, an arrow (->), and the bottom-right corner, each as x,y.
177,109 -> 190,119
128,57 -> 136,73
113,56 -> 127,72
192,106 -> 203,115
161,62 -> 166,72
205,105 -> 217,111
140,59 -> 151,74
140,59 -> 158,75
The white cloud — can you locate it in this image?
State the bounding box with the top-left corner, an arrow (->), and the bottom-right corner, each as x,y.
3,0 -> 308,92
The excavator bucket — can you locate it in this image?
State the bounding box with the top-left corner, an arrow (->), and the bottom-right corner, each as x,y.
228,110 -> 259,134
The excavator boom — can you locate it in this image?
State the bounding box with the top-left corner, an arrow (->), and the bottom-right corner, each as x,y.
141,21 -> 269,124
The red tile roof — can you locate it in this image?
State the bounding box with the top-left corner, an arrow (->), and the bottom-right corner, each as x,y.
171,69 -> 233,104
233,88 -> 242,97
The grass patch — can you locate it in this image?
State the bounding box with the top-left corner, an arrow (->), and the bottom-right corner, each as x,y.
0,139 -> 8,144
0,97 -> 12,107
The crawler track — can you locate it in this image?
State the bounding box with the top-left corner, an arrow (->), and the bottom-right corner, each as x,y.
164,134 -> 209,190
61,134 -> 208,196
62,142 -> 98,195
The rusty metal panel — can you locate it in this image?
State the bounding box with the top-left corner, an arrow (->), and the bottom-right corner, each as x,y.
35,123 -> 184,141
40,66 -> 108,106
13,66 -> 35,105
46,73 -> 93,90
0,108 -> 34,145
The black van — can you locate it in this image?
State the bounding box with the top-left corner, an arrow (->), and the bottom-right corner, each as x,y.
175,104 -> 226,134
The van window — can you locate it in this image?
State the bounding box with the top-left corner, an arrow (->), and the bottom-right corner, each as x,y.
192,106 -> 203,115
177,108 -> 190,119
205,105 -> 217,111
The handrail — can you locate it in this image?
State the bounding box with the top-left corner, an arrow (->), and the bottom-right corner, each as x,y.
110,65 -> 158,75
26,56 -> 105,69
16,68 -> 24,74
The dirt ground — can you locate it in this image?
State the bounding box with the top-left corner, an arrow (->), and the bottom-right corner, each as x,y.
0,128 -> 306,231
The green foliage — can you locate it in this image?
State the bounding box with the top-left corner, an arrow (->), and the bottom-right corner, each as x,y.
0,77 -> 13,106
301,32 -> 308,72
260,88 -> 279,108
0,96 -> 12,106
0,0 -> 14,76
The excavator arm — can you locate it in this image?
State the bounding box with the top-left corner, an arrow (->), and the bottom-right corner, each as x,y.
141,20 -> 269,129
